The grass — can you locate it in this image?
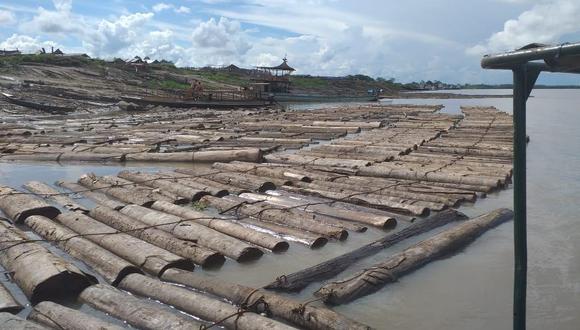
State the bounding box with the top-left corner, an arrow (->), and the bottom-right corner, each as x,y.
289,76 -> 330,89
191,201 -> 208,211
192,70 -> 250,87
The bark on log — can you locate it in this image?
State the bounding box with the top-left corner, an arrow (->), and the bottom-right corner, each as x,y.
77,175 -> 158,207
264,209 -> 466,292
23,181 -> 88,213
117,171 -> 209,201
201,196 -> 348,240
148,201 -> 288,252
0,313 -> 47,330
125,148 -> 263,163
89,205 -> 225,266
158,172 -> 229,197
315,208 -> 513,304
237,218 -> 328,249
0,220 -> 94,304
0,185 -> 60,223
28,301 -> 125,330
55,181 -> 125,210
120,203 -> 262,262
161,269 -> 371,330
79,284 -> 204,330
265,154 -> 371,169
55,212 -> 193,276
25,215 -> 142,286
97,175 -> 180,204
119,273 -> 297,330
240,192 -> 396,229
0,281 -> 22,314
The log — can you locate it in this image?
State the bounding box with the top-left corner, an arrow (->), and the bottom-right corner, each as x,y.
28,301 -> 124,330
0,281 -> 22,314
241,192 -> 396,229
0,220 -> 94,304
315,208 -> 514,304
148,201 -> 288,252
56,181 -> 125,210
265,154 -> 371,169
0,313 -> 47,330
117,171 -> 209,201
264,209 -> 466,292
201,196 -> 348,240
212,161 -> 312,182
56,212 -> 194,276
77,174 -> 159,206
25,215 -> 142,286
88,205 -> 225,266
119,273 -> 296,330
157,171 -> 229,196
175,167 -> 277,192
97,175 -> 181,204
161,269 -> 371,330
125,148 -> 263,163
119,203 -> 262,262
79,284 -> 204,329
237,218 -> 328,249
23,181 -> 88,213
0,185 -> 60,223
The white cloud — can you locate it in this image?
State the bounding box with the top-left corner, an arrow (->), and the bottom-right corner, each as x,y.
0,10 -> 16,25
21,0 -> 82,34
175,6 -> 191,14
153,3 -> 172,12
468,0 -> 580,55
192,17 -> 251,57
0,34 -> 59,53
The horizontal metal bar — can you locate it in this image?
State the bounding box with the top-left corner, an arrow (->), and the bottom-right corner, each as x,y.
481,42 -> 580,70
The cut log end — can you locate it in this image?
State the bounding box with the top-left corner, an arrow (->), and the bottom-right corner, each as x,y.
310,237 -> 328,249
111,266 -> 144,287
158,260 -> 195,277
271,241 -> 290,253
236,247 -> 264,262
31,272 -> 95,305
16,206 -> 61,223
257,182 -> 276,193
199,253 -> 226,270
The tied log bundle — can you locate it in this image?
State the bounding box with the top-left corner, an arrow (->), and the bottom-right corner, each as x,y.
264,208 -> 467,292
0,221 -> 95,305
315,208 -> 513,305
0,185 -> 60,223
28,301 -> 125,330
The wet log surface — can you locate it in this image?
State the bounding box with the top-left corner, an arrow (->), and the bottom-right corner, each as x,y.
161,269 -> 372,330
0,220 -> 94,305
28,301 -> 125,330
0,312 -> 47,330
315,208 -> 513,305
23,181 -> 88,213
0,281 -> 23,314
264,209 -> 467,292
0,186 -> 60,223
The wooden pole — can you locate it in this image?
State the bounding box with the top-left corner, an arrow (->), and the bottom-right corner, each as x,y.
315,208 -> 513,305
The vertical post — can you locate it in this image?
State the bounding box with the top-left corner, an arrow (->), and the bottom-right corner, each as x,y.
512,65 -> 528,330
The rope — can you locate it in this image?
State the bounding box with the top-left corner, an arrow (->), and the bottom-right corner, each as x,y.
199,289 -> 270,330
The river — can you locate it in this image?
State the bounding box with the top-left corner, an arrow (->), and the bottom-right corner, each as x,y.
0,89 -> 578,329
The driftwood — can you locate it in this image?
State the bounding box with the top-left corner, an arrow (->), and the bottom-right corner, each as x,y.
120,203 -> 262,261
161,269 -> 371,330
0,220 -> 94,304
315,208 -> 514,305
56,181 -> 125,210
264,209 -> 467,292
0,185 -> 60,223
148,201 -> 289,252
55,212 -> 193,276
79,284 -> 204,329
0,313 -> 47,330
25,215 -> 142,286
201,195 -> 348,240
23,181 -> 88,213
0,281 -> 22,314
28,301 -> 124,330
119,273 -> 296,330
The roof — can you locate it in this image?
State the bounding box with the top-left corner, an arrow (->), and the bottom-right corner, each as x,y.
257,58 -> 295,71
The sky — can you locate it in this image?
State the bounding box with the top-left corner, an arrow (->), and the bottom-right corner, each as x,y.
1,0 -> 580,84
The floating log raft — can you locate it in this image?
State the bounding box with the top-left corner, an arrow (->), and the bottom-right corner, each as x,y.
0,220 -> 94,304
161,269 -> 372,330
23,181 -> 88,213
55,212 -> 194,276
28,301 -> 125,330
25,215 -> 143,286
264,209 -> 466,292
117,171 -> 209,201
56,180 -> 125,210
79,284 -> 204,329
0,185 -> 60,223
119,273 -> 296,330
315,208 -> 514,305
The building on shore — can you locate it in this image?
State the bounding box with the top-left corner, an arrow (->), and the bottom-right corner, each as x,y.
252,57 -> 295,93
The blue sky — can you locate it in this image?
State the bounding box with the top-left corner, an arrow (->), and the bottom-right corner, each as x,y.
1,0 -> 580,84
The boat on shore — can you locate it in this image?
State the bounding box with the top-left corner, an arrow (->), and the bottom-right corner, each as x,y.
121,95 -> 273,109
1,92 -> 74,114
273,93 -> 378,103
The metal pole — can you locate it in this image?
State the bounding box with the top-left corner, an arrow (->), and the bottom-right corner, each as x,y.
512,65 -> 528,330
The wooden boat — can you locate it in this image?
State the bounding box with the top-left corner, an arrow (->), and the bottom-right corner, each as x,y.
273,93 -> 379,103
121,96 -> 273,109
1,92 -> 74,114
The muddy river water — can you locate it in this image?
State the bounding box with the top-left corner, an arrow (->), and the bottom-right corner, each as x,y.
0,89 -> 578,329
